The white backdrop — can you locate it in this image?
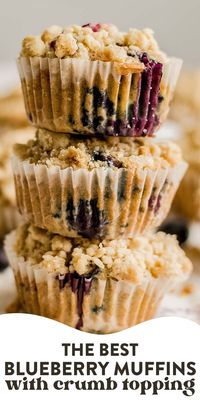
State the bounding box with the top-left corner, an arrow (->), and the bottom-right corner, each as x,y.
0,0 -> 199,66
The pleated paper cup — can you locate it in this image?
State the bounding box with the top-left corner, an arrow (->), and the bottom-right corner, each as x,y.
5,230 -> 178,333
17,56 -> 182,137
12,155 -> 187,239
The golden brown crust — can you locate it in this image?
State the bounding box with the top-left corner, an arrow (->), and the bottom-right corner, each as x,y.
14,128 -> 183,170
20,24 -> 167,64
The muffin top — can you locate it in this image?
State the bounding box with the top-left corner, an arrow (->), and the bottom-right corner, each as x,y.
20,24 -> 167,69
15,224 -> 192,284
0,88 -> 28,128
14,128 -> 182,170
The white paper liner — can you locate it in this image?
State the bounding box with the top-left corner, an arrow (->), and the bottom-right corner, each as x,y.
174,166 -> 200,220
17,57 -> 182,136
5,230 -> 183,333
158,58 -> 182,124
12,155 -> 187,239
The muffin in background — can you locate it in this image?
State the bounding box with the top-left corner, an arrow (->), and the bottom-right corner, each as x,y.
18,24 -> 181,136
5,223 -> 192,333
159,126 -> 200,269
173,127 -> 200,221
159,215 -> 200,272
0,127 -> 34,239
0,88 -> 29,129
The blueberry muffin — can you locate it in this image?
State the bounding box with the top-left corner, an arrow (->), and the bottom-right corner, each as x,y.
13,129 -> 187,238
174,128 -> 200,220
18,24 -> 181,136
5,223 -> 192,333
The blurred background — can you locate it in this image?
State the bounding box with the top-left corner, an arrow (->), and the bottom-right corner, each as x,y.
0,0 -> 199,65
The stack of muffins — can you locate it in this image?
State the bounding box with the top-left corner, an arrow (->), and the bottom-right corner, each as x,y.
5,24 -> 192,333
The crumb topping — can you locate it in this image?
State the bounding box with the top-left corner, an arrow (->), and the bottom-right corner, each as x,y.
20,24 -> 167,65
14,224 -> 192,283
14,128 -> 182,170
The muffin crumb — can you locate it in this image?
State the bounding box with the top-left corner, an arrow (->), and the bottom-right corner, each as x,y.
14,224 -> 192,283
14,128 -> 183,171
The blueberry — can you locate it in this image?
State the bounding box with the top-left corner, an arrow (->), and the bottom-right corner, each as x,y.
66,198 -> 108,238
159,219 -> 189,245
91,151 -> 122,168
28,113 -> 33,122
105,96 -> 114,117
91,151 -> 106,162
49,39 -> 56,50
57,271 -> 95,330
158,95 -> 164,103
92,305 -> 105,314
0,245 -> 8,272
82,23 -> 101,32
117,170 -> 127,201
154,194 -> 161,214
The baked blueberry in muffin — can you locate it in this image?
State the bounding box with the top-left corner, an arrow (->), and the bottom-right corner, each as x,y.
12,128 -> 187,238
18,24 -> 181,136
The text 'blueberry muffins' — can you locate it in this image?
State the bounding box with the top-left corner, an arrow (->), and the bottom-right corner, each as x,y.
12,129 -> 187,239
18,24 -> 182,137
5,224 -> 192,333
